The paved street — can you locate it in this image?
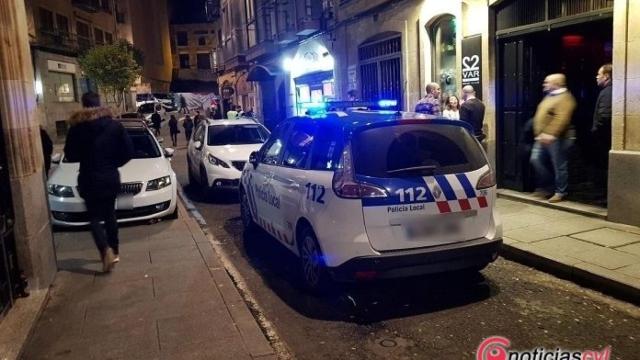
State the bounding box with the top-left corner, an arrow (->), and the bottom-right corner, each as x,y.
171,149 -> 640,359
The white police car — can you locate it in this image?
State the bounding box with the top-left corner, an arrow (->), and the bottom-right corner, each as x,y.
239,111 -> 502,292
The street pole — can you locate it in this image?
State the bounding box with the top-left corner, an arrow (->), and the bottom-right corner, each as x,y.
0,0 -> 57,289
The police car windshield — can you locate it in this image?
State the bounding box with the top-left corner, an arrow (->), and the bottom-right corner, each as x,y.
352,123 -> 486,177
207,124 -> 269,146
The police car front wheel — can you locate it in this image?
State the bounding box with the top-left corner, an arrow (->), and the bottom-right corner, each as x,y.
240,189 -> 257,232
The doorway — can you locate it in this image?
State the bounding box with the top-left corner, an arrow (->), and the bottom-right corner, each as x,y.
496,18 -> 613,206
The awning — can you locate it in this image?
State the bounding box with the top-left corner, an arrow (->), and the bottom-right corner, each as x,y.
246,64 -> 281,82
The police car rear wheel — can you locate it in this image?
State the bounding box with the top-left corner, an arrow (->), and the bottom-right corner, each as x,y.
299,227 -> 329,293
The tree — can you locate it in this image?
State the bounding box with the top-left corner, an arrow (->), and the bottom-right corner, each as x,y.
78,40 -> 143,110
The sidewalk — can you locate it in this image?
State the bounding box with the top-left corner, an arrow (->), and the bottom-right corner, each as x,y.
497,197 -> 640,303
20,202 -> 276,360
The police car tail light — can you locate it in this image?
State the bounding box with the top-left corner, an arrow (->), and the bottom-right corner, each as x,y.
476,169 -> 496,190
332,144 -> 388,199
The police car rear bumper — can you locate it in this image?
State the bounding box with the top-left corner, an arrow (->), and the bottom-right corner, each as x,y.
328,237 -> 502,282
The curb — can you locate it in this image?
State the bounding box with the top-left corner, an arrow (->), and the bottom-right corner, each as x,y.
176,185 -> 291,360
500,243 -> 640,306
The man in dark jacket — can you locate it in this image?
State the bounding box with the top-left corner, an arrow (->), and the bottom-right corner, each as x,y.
460,85 -> 486,141
592,64 -> 612,193
64,92 -> 134,272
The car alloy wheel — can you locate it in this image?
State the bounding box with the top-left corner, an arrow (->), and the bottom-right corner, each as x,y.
300,230 -> 324,290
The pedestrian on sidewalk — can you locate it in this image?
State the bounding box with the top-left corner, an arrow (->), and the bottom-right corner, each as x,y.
64,92 -> 134,272
530,73 -> 576,203
151,108 -> 162,136
591,63 -> 612,198
169,115 -> 179,147
183,115 -> 194,142
460,85 -> 486,141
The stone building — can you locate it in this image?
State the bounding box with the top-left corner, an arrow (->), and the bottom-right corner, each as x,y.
169,22 -> 220,93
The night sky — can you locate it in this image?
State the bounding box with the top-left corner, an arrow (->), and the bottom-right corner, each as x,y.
168,0 -> 217,24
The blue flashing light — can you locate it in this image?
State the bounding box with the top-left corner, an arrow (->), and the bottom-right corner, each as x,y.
378,99 -> 398,108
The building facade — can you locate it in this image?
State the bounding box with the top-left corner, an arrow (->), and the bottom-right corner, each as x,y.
169,22 -> 219,93
26,0 -> 119,139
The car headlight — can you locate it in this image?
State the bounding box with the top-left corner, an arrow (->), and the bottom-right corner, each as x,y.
146,176 -> 172,191
208,154 -> 230,168
47,184 -> 74,198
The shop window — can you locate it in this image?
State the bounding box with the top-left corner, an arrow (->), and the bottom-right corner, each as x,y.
48,72 -> 76,103
176,31 -> 188,46
358,33 -> 402,107
197,53 -> 211,70
179,54 -> 190,69
429,15 -> 457,96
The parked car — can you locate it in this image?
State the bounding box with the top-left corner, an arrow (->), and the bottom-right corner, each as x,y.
47,119 -> 178,226
187,118 -> 270,195
137,102 -> 178,127
239,111 -> 502,292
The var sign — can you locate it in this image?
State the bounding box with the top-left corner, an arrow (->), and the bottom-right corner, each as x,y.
462,35 -> 482,100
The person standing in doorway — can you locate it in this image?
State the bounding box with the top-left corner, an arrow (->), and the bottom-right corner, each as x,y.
64,92 -> 134,272
460,85 -> 486,141
414,83 -> 441,115
592,63 -> 612,199
151,109 -> 162,136
529,74 -> 577,203
169,115 -> 179,147
442,94 -> 461,120
183,115 -> 194,142
39,126 -> 53,176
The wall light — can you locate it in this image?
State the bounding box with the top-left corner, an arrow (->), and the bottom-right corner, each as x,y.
282,57 -> 294,72
34,80 -> 43,96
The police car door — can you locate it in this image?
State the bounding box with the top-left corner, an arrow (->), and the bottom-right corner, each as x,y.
248,122 -> 289,237
273,122 -> 317,248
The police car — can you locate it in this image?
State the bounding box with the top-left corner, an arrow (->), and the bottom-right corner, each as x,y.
239,110 -> 502,292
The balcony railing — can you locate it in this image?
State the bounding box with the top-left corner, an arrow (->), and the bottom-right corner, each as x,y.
72,0 -> 101,13
36,29 -> 80,53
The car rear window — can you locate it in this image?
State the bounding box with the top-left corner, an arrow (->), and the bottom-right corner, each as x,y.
352,123 -> 486,178
207,124 -> 269,146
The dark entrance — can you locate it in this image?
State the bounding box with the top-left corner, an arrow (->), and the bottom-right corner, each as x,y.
497,18 -> 613,206
0,117 -> 21,320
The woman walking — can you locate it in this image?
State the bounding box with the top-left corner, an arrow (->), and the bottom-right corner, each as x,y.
169,115 -> 179,147
183,115 -> 194,142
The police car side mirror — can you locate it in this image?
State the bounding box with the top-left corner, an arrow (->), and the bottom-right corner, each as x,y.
249,151 -> 258,169
164,148 -> 175,158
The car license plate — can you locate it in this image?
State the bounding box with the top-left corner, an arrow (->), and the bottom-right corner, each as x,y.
116,194 -> 134,210
403,210 -> 476,239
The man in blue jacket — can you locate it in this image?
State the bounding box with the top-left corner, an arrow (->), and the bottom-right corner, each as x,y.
65,92 -> 134,272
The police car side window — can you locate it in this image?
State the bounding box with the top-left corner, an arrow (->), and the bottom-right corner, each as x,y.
282,123 -> 316,169
260,122 -> 290,165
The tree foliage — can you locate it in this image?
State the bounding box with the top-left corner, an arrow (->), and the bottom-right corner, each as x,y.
79,40 -> 143,105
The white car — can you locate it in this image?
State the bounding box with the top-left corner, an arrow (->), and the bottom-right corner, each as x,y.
48,120 -> 178,226
187,118 -> 270,195
239,111 -> 503,292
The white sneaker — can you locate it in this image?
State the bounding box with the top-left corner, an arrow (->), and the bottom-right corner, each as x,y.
113,255 -> 120,263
